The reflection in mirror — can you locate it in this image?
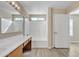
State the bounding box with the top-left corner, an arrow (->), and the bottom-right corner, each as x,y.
0,2 -> 23,34
1,17 -> 12,33
1,14 -> 24,34
12,15 -> 23,32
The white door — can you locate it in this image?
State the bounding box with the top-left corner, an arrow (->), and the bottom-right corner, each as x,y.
53,14 -> 69,48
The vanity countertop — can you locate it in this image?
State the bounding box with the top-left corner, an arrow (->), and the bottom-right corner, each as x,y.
0,34 -> 31,57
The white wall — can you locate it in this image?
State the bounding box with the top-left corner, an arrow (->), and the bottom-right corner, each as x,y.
29,21 -> 47,41
71,15 -> 79,41
29,15 -> 48,48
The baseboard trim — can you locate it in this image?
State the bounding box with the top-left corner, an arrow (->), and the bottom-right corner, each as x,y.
32,41 -> 48,48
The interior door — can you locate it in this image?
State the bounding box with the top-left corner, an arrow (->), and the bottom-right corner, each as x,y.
53,14 -> 69,48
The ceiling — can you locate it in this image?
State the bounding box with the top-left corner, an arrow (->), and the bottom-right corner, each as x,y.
20,1 -> 74,14
0,1 -> 75,16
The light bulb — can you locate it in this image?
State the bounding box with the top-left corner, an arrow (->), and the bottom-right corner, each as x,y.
17,7 -> 20,10
11,2 -> 15,5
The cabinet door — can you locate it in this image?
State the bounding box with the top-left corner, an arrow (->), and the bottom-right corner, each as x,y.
23,39 -> 32,52
8,45 -> 23,57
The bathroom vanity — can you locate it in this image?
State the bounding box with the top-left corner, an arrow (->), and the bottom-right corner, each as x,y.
0,34 -> 32,57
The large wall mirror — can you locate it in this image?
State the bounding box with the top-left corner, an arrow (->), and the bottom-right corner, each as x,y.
0,2 -> 24,34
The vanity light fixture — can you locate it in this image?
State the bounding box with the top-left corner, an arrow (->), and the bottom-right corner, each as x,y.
7,1 -> 20,10
15,4 -> 20,10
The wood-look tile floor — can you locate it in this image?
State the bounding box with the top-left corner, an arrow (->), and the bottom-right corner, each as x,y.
23,48 -> 69,57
